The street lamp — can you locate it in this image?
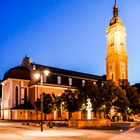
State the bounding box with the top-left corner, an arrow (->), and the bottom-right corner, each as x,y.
34,69 -> 50,131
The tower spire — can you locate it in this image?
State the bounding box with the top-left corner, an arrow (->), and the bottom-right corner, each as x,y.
113,0 -> 118,17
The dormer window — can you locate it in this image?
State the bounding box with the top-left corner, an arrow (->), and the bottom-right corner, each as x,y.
93,81 -> 96,85
69,78 -> 72,86
57,76 -> 61,84
82,80 -> 85,86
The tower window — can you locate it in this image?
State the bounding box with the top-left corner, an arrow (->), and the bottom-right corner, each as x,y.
122,73 -> 124,79
111,73 -> 113,80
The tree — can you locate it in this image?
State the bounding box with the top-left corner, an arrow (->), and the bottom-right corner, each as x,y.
93,80 -> 130,119
61,89 -> 80,119
52,93 -> 63,119
113,88 -> 129,118
43,93 -> 54,115
78,80 -> 103,117
122,82 -> 140,115
35,93 -> 54,120
52,93 -> 62,111
101,80 -> 121,118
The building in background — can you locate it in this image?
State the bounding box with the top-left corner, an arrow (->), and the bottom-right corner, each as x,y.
1,56 -> 104,120
106,1 -> 128,84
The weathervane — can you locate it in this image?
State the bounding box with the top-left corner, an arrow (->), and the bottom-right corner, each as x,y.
113,0 -> 118,17
115,0 -> 116,5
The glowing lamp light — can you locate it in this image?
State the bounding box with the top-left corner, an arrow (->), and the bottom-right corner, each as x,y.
34,73 -> 40,79
34,70 -> 50,79
44,70 -> 50,76
102,105 -> 106,108
33,66 -> 50,132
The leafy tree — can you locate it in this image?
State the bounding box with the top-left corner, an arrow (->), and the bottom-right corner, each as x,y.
129,87 -> 140,114
133,83 -> 140,93
52,94 -> 62,111
78,80 -> 103,117
121,82 -> 140,115
43,93 -> 54,114
100,80 -> 125,119
78,80 -> 93,104
61,89 -> 80,119
35,93 -> 54,120
51,93 -> 63,119
113,88 -> 129,117
35,97 -> 41,111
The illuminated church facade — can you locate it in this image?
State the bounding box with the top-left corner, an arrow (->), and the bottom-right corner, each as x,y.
1,1 -> 128,120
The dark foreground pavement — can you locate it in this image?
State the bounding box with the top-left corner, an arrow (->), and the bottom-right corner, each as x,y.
0,120 -> 139,140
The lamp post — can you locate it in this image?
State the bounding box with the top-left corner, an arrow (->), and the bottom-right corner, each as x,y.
40,71 -> 43,131
34,69 -> 50,132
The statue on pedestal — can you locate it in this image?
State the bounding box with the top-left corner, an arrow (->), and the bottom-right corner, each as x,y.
86,98 -> 92,120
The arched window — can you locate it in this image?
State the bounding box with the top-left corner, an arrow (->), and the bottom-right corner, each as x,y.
15,86 -> 18,106
24,88 -> 27,103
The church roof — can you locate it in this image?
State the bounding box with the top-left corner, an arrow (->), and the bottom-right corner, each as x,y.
32,63 -> 104,81
109,0 -> 123,26
3,66 -> 31,80
109,17 -> 123,26
3,56 -> 105,86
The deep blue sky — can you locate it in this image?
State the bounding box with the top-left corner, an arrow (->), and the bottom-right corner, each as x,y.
0,0 -> 140,85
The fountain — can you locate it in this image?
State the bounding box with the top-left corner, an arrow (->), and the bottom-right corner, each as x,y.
86,98 -> 92,120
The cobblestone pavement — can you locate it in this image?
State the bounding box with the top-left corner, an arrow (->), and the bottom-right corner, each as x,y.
108,124 -> 140,140
0,120 -> 134,140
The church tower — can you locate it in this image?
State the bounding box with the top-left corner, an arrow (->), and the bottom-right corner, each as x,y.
106,0 -> 128,84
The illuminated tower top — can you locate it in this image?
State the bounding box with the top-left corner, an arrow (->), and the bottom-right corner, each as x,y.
113,0 -> 118,17
109,0 -> 123,26
106,0 -> 128,84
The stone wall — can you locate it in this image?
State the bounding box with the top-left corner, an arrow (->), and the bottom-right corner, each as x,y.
68,119 -> 110,128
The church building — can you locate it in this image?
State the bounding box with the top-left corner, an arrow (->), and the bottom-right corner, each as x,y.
1,1 -> 128,120
1,56 -> 104,120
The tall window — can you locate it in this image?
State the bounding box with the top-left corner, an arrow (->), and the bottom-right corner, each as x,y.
122,72 -> 124,79
110,36 -> 114,46
82,80 -> 85,86
69,78 -> 72,86
57,76 -> 61,84
15,86 -> 18,106
24,87 -> 27,103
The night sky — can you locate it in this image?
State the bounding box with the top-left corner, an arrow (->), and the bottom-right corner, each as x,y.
0,0 -> 140,85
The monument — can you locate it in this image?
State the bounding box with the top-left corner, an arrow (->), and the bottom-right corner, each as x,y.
86,98 -> 92,120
